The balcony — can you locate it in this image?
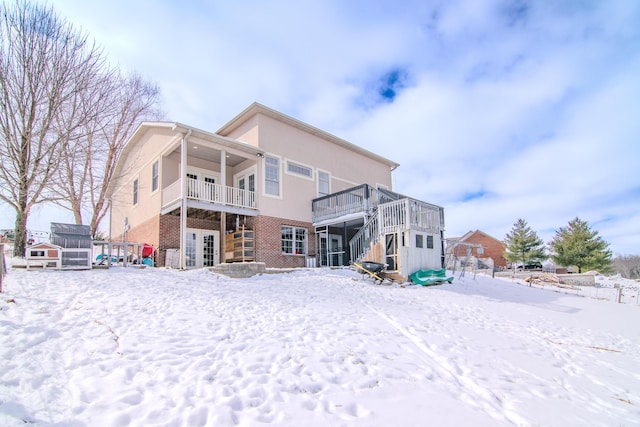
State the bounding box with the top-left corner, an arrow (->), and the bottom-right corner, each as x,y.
162,178 -> 257,216
311,184 -> 402,224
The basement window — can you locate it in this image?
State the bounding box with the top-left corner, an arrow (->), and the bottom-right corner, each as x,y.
282,226 -> 307,255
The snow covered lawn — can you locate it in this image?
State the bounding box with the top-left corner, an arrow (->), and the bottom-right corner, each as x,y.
1,266 -> 639,426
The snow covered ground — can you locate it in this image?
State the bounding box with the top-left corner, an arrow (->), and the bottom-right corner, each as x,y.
1,264 -> 639,426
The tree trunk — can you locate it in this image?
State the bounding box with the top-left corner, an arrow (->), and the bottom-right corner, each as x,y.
13,210 -> 28,257
72,198 -> 83,225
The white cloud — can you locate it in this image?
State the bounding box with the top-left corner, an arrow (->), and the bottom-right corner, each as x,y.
15,0 -> 639,255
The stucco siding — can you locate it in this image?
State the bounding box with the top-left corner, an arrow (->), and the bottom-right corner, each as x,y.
251,114 -> 393,222
223,116 -> 260,147
110,130 -> 174,238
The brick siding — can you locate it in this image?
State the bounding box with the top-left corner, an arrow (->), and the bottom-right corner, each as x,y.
459,231 -> 507,267
157,215 -> 220,267
247,215 -> 315,268
115,212 -> 313,268
111,215 -> 160,260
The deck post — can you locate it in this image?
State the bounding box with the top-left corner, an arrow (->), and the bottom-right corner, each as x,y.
220,150 -> 226,204
179,130 -> 191,270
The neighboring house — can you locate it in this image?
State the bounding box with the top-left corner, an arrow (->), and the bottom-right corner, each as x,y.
106,102 -> 445,280
446,230 -> 507,269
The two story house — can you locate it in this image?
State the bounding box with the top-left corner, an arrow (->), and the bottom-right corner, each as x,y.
106,102 -> 445,281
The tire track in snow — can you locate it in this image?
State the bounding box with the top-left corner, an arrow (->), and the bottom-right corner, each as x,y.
368,305 -> 527,426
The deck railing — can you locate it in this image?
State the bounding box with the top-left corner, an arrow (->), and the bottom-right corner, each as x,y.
349,198 -> 444,263
312,184 -> 369,223
312,184 -> 404,223
162,178 -> 256,210
349,212 -> 380,263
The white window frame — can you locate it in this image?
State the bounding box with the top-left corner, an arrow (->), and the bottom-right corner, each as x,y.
234,166 -> 257,192
151,160 -> 159,192
317,169 -> 331,196
132,177 -> 139,206
264,154 -> 282,198
285,158 -> 313,181
281,225 -> 307,255
427,235 -> 434,249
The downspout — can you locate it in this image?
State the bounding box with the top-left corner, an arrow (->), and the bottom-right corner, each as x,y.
179,129 -> 192,270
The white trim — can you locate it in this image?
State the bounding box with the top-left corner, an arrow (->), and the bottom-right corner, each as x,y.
151,159 -> 160,194
185,228 -> 220,268
132,175 -> 140,207
263,153 -> 282,199
284,158 -> 314,181
317,169 -> 331,196
233,166 -> 257,190
332,175 -> 359,186
281,225 -> 308,256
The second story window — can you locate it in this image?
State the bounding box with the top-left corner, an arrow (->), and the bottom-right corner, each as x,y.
133,178 -> 139,205
152,161 -> 159,192
265,155 -> 280,196
286,161 -> 312,178
318,171 -> 330,196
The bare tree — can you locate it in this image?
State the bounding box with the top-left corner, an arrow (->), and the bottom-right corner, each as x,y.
51,72 -> 162,237
612,254 -> 640,279
0,1 -> 108,256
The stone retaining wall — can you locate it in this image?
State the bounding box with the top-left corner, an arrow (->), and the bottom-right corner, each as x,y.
210,262 -> 266,278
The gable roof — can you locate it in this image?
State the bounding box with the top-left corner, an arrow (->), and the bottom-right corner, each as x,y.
458,230 -> 504,245
27,242 -> 61,250
217,102 -> 400,170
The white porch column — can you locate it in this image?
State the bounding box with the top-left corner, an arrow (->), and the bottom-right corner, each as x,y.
220,150 -> 227,203
179,129 -> 191,270
220,150 -> 227,262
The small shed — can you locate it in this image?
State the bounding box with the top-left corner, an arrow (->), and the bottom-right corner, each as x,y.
50,223 -> 92,269
26,242 -> 62,269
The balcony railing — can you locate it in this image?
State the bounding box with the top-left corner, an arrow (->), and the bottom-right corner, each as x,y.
311,184 -> 403,223
162,178 -> 256,210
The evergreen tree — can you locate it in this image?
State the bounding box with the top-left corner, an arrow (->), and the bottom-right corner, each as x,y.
549,217 -> 612,273
503,219 -> 547,268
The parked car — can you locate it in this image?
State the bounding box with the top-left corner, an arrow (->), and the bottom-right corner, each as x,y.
517,262 -> 543,270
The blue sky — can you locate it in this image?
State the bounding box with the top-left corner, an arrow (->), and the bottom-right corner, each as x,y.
3,0 -> 639,255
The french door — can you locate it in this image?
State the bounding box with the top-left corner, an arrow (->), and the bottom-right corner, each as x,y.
235,169 -> 256,207
185,229 -> 220,268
